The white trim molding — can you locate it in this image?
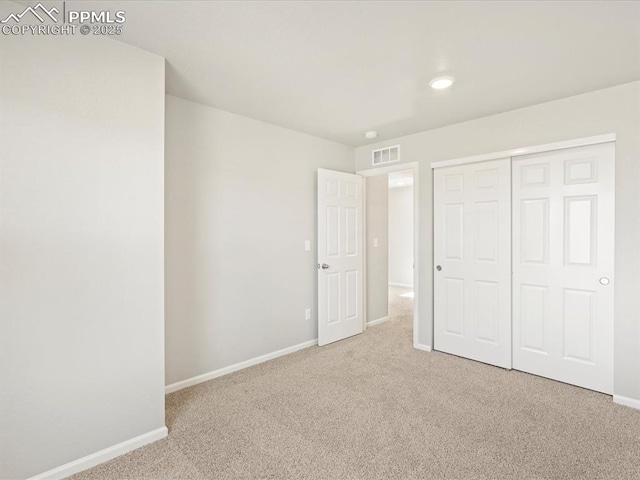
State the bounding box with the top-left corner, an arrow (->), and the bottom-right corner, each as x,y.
389,282 -> 413,288
165,339 -> 318,394
414,343 -> 432,352
431,133 -> 616,169
367,316 -> 389,327
411,164 -> 420,362
28,427 -> 168,480
613,395 -> 640,410
356,160 -> 419,177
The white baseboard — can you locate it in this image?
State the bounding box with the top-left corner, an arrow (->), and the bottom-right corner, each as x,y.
613,395 -> 640,410
414,343 -> 432,352
29,426 -> 167,480
367,316 -> 389,327
389,282 -> 413,288
165,339 -> 318,394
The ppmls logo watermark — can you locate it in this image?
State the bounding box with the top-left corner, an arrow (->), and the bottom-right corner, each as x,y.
1,2 -> 126,36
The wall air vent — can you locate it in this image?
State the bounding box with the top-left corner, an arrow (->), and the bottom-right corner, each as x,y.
372,145 -> 400,166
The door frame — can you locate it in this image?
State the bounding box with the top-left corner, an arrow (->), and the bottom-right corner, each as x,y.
356,162 -> 420,350
432,133 -> 616,169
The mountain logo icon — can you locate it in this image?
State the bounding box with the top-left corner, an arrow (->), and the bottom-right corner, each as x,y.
1,3 -> 59,23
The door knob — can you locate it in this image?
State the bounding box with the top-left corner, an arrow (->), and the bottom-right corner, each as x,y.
320,263 -> 330,270
599,277 -> 610,285
436,265 -> 442,272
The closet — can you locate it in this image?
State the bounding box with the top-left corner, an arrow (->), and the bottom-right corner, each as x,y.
433,140 -> 615,394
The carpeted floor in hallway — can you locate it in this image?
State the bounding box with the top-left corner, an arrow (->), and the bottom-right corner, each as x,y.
72,286 -> 640,479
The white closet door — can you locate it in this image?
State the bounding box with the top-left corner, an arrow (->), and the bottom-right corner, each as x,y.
434,159 -> 512,369
512,143 -> 614,394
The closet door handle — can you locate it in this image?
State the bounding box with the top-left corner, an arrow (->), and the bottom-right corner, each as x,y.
436,265 -> 442,272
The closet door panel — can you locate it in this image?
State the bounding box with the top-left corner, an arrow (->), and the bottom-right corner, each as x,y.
512,142 -> 614,394
434,158 -> 512,369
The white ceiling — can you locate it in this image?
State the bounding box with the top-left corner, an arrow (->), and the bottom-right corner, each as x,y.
74,1 -> 640,146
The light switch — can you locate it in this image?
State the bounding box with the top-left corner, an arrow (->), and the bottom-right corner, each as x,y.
304,240 -> 311,251
305,308 -> 311,320
373,238 -> 379,248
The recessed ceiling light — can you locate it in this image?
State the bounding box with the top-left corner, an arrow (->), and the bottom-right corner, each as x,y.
365,130 -> 378,139
429,76 -> 455,90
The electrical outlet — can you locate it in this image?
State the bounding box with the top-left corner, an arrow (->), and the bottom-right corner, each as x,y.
305,308 -> 311,320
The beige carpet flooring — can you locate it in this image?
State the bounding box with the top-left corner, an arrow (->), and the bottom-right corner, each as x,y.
72,286 -> 640,479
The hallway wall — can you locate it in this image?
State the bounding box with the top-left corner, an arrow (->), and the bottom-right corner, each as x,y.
389,186 -> 414,287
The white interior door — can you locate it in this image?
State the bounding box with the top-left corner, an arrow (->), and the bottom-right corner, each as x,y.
317,169 -> 364,346
512,142 -> 615,394
434,159 -> 512,368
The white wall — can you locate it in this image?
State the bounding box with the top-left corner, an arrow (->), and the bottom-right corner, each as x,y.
165,95 -> 354,387
0,25 -> 166,480
355,82 -> 640,402
365,175 -> 389,322
388,186 -> 414,287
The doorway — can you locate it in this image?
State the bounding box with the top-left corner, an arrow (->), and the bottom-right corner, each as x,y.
388,170 -> 415,322
360,164 -> 419,347
316,162 -> 421,349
